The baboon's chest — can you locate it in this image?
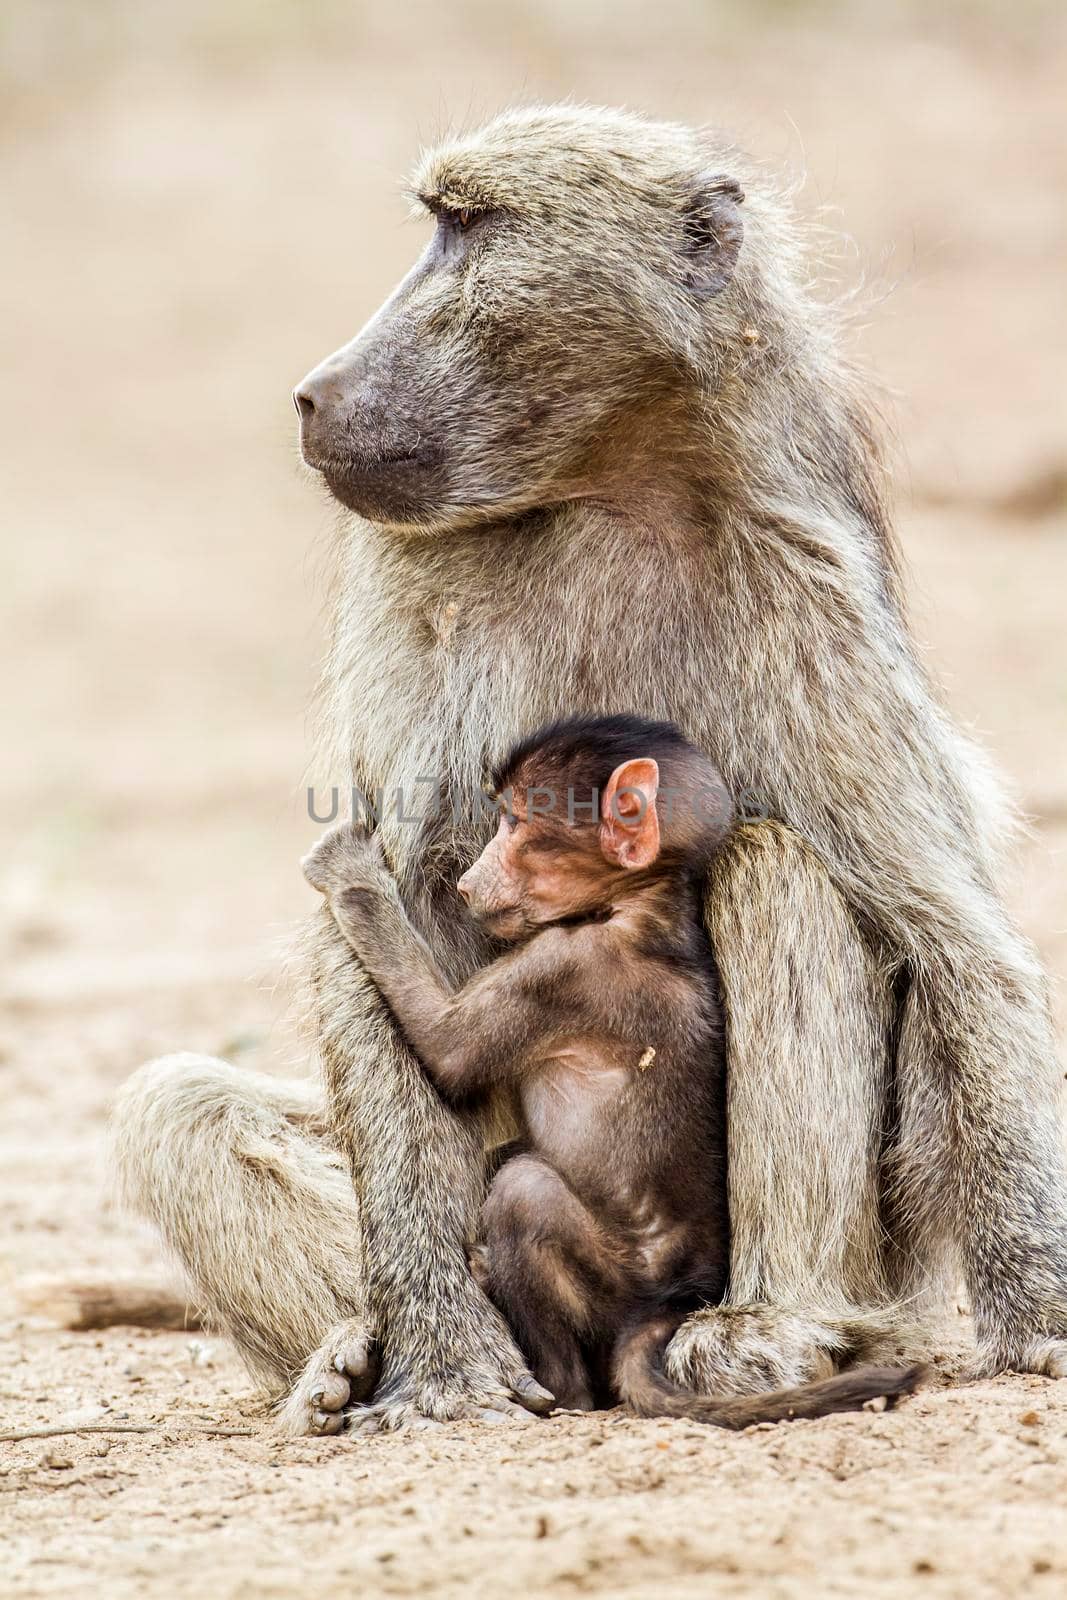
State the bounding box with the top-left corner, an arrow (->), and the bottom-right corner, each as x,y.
342,515 -> 737,892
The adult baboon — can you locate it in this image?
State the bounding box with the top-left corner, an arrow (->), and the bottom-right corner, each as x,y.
113,106 -> 1067,1436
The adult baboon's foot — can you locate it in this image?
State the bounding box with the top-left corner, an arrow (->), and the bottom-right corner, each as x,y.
971,1333 -> 1067,1381
340,1360 -> 555,1437
276,1318 -> 378,1437
663,1305 -> 849,1397
1023,1338 -> 1067,1379
336,1290 -> 556,1435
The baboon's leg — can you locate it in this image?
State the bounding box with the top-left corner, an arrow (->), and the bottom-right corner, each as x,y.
306,905 -> 543,1429
666,822 -> 910,1397
890,926 -> 1067,1377
110,1053 -> 369,1400
482,1154 -> 627,1411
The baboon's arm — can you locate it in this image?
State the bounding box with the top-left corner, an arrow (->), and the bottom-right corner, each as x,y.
328,883 -> 564,1096
307,904 -> 543,1427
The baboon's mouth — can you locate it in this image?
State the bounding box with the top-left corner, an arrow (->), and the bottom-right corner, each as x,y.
313,444 -> 444,519
306,444 -> 426,475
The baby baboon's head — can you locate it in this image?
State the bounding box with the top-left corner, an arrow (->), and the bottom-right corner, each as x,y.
294,106 -> 748,531
457,714 -> 736,939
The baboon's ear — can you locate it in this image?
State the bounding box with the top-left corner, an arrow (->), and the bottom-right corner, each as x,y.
600,759 -> 661,871
681,175 -> 744,298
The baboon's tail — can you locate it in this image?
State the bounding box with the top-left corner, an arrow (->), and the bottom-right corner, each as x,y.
16,1276 -> 205,1333
613,1313 -> 925,1428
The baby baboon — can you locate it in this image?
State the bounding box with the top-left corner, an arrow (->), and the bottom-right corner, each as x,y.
303,714 -> 921,1428
112,106 -> 1067,1437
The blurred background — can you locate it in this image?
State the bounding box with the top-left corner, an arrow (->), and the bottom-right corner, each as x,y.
1,0 -> 1065,1355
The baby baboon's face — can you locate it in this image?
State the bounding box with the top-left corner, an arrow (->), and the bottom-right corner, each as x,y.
294,106 -> 744,532
456,805 -> 611,940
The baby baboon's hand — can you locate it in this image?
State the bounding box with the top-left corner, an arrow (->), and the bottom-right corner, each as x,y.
302,822 -> 388,897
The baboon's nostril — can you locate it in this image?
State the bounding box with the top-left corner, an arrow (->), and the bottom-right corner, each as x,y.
293,387 -> 316,421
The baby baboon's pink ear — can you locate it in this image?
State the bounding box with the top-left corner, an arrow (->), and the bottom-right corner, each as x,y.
600,759 -> 661,871
682,174 -> 744,298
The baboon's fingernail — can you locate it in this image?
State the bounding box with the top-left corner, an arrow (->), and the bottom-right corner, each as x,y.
516,1376 -> 555,1411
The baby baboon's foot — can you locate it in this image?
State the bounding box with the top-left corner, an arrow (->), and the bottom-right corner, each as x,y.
276,1319 -> 377,1437
663,1305 -> 847,1398
466,1243 -> 491,1294
301,822 -> 386,898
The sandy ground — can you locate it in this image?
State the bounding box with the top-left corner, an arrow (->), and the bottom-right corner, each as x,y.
1,4 -> 1066,1596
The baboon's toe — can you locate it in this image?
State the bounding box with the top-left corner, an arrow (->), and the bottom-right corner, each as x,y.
479,1401 -> 536,1424
513,1373 -> 555,1413
451,1399 -> 537,1425
346,1411 -> 383,1437
312,1408 -> 345,1436
309,1371 -> 351,1412
333,1330 -> 376,1398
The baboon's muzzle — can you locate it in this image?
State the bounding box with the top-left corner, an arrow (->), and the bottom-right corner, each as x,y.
293,310 -> 445,521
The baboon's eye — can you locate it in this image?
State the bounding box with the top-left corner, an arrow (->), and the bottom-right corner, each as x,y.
457,208 -> 473,229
